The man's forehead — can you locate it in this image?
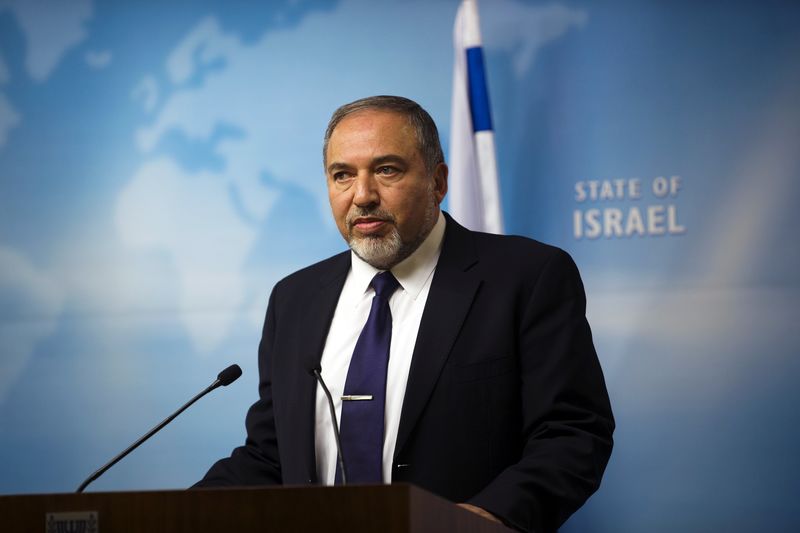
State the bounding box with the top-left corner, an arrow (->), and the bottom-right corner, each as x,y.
327,110 -> 419,158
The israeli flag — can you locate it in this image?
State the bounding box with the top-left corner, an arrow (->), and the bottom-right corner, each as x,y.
449,0 -> 504,234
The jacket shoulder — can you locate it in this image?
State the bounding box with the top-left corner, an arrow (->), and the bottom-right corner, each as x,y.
444,212 -> 568,266
474,231 -> 563,261
465,226 -> 578,276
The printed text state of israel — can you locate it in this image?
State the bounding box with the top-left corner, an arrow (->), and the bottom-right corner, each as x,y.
573,176 -> 686,240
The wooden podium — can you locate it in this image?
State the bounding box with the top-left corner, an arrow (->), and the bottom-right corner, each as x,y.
1,483 -> 512,532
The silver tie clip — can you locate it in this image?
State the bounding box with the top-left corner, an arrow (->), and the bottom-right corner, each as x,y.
341,395 -> 373,401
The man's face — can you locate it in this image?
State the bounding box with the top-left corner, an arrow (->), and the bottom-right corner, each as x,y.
326,110 -> 447,269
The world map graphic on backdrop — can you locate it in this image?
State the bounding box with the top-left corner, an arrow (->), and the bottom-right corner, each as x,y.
0,0 -> 94,403
116,0 -> 587,353
0,0 -> 590,496
0,0 -> 586,403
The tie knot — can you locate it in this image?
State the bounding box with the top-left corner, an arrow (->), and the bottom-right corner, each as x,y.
371,271 -> 399,299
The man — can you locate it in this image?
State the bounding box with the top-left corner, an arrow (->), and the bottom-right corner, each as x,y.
196,96 -> 614,533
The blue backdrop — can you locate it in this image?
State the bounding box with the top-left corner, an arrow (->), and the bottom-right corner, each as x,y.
1,1 -> 798,531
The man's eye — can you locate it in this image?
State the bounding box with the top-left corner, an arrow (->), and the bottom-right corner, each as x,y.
376,166 -> 399,176
333,171 -> 351,181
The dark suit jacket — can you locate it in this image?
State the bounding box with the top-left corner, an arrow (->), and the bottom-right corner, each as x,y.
196,214 -> 614,533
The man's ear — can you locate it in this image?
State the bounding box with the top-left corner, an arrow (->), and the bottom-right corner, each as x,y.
433,162 -> 448,204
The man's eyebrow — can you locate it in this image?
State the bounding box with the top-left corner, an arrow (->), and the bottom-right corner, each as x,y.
327,155 -> 408,174
372,154 -> 407,167
327,162 -> 351,173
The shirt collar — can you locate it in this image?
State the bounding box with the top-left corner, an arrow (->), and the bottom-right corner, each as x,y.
350,210 -> 445,300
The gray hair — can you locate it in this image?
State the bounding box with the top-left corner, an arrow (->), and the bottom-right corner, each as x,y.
323,95 -> 445,173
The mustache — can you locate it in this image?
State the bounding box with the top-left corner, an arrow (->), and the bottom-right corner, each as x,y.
345,207 -> 396,227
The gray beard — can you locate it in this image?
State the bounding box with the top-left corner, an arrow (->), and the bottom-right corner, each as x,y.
347,196 -> 438,270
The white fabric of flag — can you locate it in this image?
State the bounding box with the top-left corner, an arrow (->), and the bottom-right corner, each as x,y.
449,0 -> 504,234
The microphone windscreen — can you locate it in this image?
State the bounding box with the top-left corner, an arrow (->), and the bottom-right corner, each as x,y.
217,364 -> 242,386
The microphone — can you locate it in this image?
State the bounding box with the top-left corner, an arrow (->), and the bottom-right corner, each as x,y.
76,364 -> 243,493
309,365 -> 347,485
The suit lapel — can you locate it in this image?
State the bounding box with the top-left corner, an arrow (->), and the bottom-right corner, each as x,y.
299,252 -> 351,371
394,216 -> 481,458
286,252 -> 350,483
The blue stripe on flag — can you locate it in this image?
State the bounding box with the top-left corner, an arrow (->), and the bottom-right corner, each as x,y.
466,46 -> 492,132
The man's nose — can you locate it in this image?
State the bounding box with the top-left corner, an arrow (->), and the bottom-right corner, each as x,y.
352,172 -> 380,207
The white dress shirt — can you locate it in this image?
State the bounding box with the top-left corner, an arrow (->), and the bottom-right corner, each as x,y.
314,211 -> 445,484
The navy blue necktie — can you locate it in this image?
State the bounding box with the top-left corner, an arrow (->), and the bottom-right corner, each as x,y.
336,271 -> 399,484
